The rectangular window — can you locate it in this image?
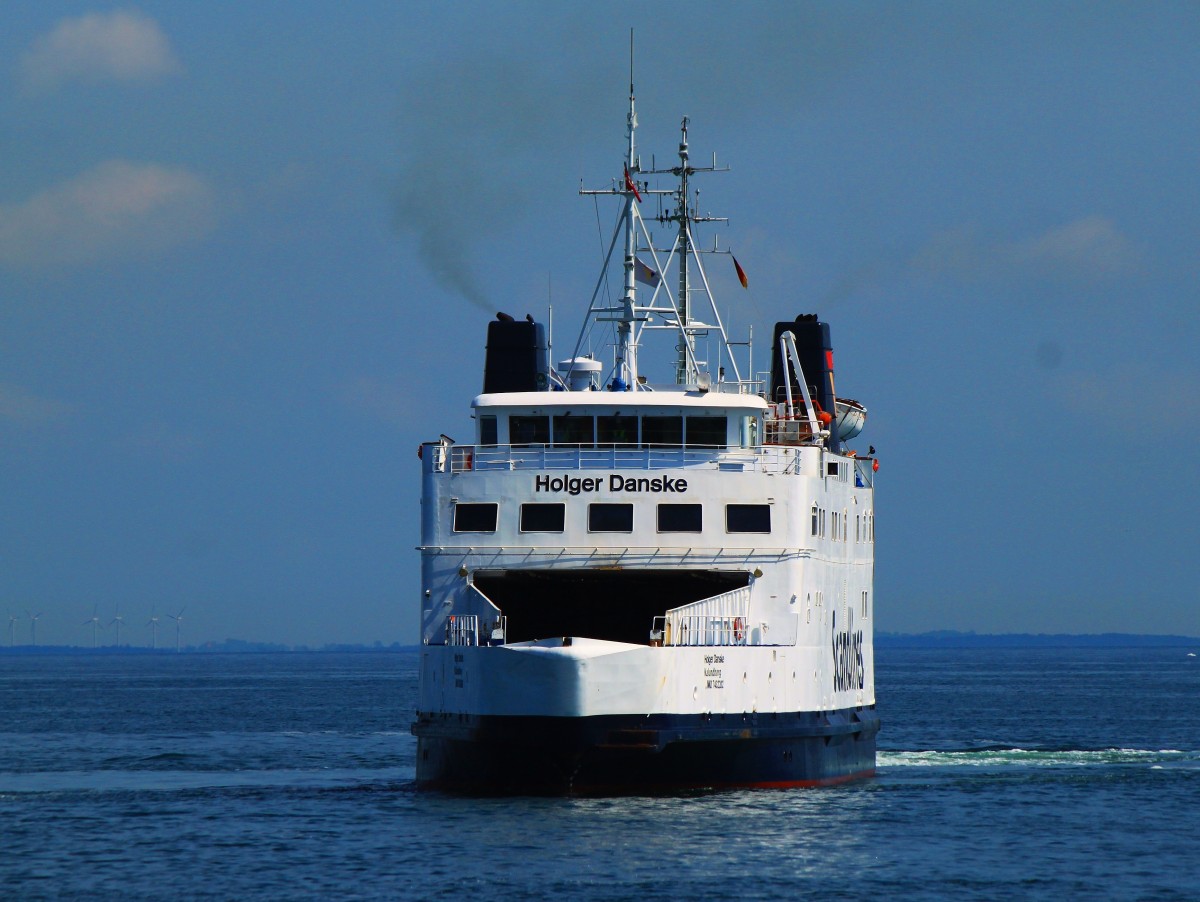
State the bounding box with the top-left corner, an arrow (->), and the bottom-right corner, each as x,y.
657,503 -> 702,533
478,415 -> 497,446
597,414 -> 638,448
552,414 -> 594,447
811,504 -> 820,536
453,502 -> 497,533
861,590 -> 870,618
520,503 -> 565,533
588,503 -> 633,532
827,461 -> 840,477
685,415 -> 726,448
510,415 -> 549,446
726,503 -> 771,533
642,415 -> 682,447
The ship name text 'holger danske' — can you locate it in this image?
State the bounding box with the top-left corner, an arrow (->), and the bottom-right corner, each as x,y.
534,474 -> 690,495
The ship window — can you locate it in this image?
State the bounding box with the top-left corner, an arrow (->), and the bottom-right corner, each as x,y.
657,503 -> 702,533
510,415 -> 549,446
811,504 -> 819,536
588,503 -> 633,532
479,415 -> 497,446
453,502 -> 497,533
642,415 -> 682,447
520,503 -> 565,533
552,414 -> 594,447
740,415 -> 759,447
861,590 -> 870,618
827,461 -> 840,477
726,504 -> 771,533
597,414 -> 638,448
685,415 -> 726,448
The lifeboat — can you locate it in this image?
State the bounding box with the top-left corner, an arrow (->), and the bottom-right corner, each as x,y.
835,397 -> 867,441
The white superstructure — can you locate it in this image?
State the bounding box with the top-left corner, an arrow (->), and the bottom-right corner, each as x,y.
412,78 -> 879,793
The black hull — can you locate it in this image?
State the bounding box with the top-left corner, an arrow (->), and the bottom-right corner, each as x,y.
412,706 -> 879,795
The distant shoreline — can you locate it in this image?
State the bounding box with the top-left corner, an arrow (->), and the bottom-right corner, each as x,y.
0,632 -> 1196,655
0,642 -> 419,656
876,631 -> 1199,649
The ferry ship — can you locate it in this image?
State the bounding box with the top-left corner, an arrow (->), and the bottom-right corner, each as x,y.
412,84 -> 879,794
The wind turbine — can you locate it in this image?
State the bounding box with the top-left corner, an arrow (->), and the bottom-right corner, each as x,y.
167,607 -> 186,652
26,610 -> 42,646
109,605 -> 125,648
147,608 -> 160,650
7,613 -> 17,647
83,605 -> 103,648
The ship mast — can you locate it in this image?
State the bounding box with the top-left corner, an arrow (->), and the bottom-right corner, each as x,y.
643,117 -> 730,386
674,120 -> 692,384
613,51 -> 639,391
572,45 -> 745,393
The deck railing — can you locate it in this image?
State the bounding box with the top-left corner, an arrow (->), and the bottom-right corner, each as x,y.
651,585 -> 753,647
441,442 -> 874,486
451,444 -> 741,473
445,614 -> 477,646
444,614 -> 507,647
652,613 -> 749,647
762,417 -> 818,446
450,444 -> 778,475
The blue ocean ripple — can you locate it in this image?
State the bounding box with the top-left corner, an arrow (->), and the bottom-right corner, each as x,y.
0,648 -> 1196,900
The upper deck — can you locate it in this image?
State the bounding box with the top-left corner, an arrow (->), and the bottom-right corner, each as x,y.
427,442 -> 875,486
424,387 -> 874,486
472,389 -> 767,445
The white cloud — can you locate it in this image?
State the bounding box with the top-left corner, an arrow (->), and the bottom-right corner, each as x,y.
913,216 -> 1139,283
0,160 -> 218,269
0,383 -> 72,425
1059,364 -> 1200,437
20,9 -> 181,92
1009,216 -> 1138,277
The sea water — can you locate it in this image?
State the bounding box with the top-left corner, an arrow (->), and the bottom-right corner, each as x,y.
1,647 -> 1196,900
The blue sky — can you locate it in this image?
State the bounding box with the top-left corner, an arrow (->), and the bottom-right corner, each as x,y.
2,3 -> 1196,647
